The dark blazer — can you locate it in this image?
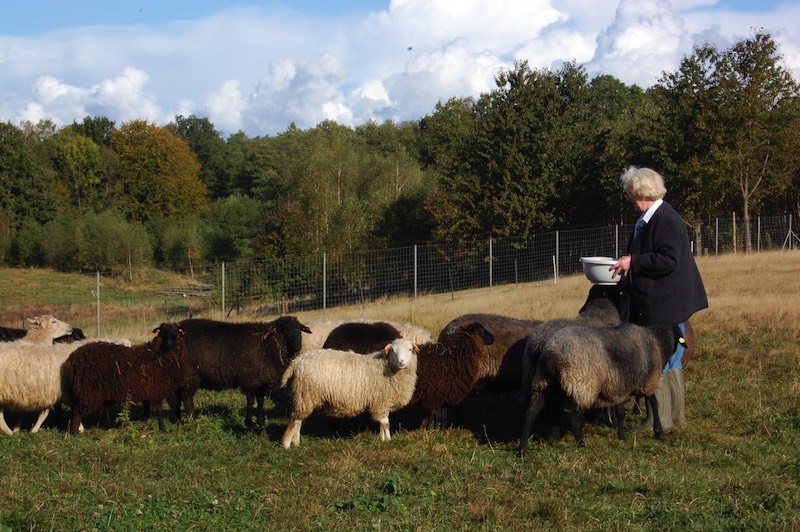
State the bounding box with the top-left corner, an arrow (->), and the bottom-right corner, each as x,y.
626,201 -> 708,326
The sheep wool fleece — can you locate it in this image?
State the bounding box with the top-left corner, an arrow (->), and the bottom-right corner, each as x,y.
640,321 -> 688,431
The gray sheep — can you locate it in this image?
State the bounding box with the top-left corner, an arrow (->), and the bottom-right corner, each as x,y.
518,322 -> 685,457
580,283 -> 697,367
521,297 -> 622,406
280,338 -> 419,448
177,316 -> 312,427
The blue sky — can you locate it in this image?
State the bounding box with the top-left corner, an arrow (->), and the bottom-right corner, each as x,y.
1,0 -> 798,137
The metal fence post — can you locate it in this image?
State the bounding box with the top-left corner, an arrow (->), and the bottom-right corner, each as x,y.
489,237 -> 493,289
413,245 -> 418,300
554,230 -> 559,283
221,261 -> 225,320
96,270 -> 100,337
323,252 -> 327,312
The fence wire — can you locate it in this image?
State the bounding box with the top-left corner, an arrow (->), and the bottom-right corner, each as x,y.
1,215 -> 797,336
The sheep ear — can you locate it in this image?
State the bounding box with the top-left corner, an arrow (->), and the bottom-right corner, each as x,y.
384,344 -> 392,356
413,344 -> 420,354
152,327 -> 160,336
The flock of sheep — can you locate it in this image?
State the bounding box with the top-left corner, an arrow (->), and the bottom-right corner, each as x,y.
0,286 -> 689,457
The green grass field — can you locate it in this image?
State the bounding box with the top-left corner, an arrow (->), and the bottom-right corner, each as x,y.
1,251 -> 799,530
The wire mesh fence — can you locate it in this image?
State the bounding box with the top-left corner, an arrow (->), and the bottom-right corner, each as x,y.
1,214 -> 797,336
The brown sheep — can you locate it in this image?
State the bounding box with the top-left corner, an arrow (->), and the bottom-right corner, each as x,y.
65,323 -> 189,434
397,321 -> 495,429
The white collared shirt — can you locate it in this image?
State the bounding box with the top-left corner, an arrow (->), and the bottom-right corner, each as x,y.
638,198 -> 664,227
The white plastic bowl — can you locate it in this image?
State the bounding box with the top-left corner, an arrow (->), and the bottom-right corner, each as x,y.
579,256 -> 620,285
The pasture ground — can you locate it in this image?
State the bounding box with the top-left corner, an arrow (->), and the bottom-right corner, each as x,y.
1,250 -> 799,530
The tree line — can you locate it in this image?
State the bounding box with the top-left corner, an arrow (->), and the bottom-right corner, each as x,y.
0,31 -> 798,272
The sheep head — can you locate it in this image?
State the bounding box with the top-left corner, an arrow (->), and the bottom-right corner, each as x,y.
27,314 -> 73,340
383,338 -> 419,371
263,316 -> 313,354
151,322 -> 186,352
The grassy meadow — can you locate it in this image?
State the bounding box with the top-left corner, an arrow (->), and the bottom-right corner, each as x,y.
1,250 -> 799,530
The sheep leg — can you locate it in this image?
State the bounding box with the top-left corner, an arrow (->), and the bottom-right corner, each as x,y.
244,389 -> 259,428
69,412 -> 84,435
570,410 -> 586,447
281,419 -> 302,448
166,393 -> 182,423
518,393 -> 546,458
255,385 -> 267,426
646,394 -> 665,440
610,403 -> 627,441
182,395 -> 196,419
0,411 -> 14,436
375,415 -> 391,441
155,407 -> 166,433
29,409 -> 51,433
429,408 -> 448,430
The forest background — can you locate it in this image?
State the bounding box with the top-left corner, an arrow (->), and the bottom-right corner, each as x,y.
1,31 -> 799,273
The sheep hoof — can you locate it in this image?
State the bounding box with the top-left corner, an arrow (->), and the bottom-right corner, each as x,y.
576,439 -> 586,448
654,430 -> 665,441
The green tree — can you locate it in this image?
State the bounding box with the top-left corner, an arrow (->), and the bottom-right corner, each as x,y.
202,194 -> 264,261
655,32 -> 800,250
714,32 -> 800,250
0,122 -> 59,227
70,116 -> 115,146
465,61 -> 590,239
111,120 -> 209,222
653,43 -> 729,227
417,97 -> 479,241
45,128 -> 103,211
572,75 -> 646,225
38,209 -> 151,271
168,115 -> 231,199
155,215 -> 207,273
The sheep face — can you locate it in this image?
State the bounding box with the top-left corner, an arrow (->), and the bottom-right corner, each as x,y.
383,338 -> 419,371
28,315 -> 73,339
151,323 -> 185,351
269,316 -> 312,354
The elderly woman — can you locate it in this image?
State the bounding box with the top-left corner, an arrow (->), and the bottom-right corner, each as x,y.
611,166 -> 708,430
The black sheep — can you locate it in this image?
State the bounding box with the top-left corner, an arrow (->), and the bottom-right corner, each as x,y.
177,316 -> 312,428
322,321 -> 402,353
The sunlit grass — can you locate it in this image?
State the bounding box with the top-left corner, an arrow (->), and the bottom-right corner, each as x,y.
1,250 -> 799,530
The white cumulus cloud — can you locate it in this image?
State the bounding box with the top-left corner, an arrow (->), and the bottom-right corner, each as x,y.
1,0 -> 798,136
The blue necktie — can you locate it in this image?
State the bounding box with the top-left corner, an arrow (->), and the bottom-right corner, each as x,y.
634,218 -> 645,239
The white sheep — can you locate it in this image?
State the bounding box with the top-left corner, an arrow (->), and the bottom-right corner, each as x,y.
280,337 -> 419,448
518,322 -> 685,456
0,337 -> 131,435
8,315 -> 74,346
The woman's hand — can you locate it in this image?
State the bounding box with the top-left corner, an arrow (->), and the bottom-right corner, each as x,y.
610,256 -> 631,279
